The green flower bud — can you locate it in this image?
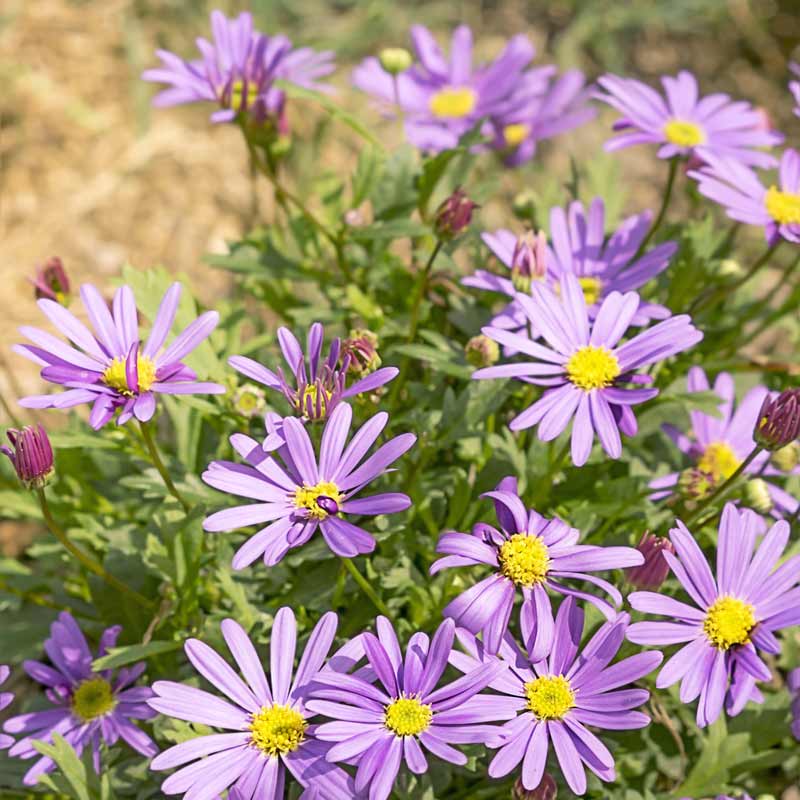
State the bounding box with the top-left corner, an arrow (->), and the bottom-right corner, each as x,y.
743,478 -> 773,514
465,335 -> 499,368
232,384 -> 267,419
379,47 -> 413,75
771,441 -> 800,471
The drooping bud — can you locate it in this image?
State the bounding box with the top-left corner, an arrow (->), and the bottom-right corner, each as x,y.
754,389 -> 800,451
771,441 -> 800,472
1,426 -> 54,490
465,334 -> 499,368
626,533 -> 675,590
511,230 -> 548,292
341,330 -> 381,376
30,257 -> 70,304
434,187 -> 478,240
379,47 -> 413,75
232,384 -> 267,419
512,772 -> 557,800
743,478 -> 773,515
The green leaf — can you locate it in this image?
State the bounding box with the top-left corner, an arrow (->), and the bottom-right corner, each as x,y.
351,146 -> 384,207
33,733 -> 96,800
92,639 -> 181,671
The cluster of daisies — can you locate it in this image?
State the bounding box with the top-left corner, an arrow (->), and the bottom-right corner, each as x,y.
2,9 -> 799,800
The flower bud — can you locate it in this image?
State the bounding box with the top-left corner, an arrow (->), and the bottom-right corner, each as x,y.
743,478 -> 773,514
434,187 -> 478,240
512,772 -> 557,800
754,389 -> 800,451
465,335 -> 499,368
379,47 -> 413,75
677,466 -> 715,506
30,257 -> 70,304
1,426 -> 54,490
626,533 -> 675,590
316,495 -> 340,515
342,330 -> 381,376
232,384 -> 267,419
771,441 -> 800,472
511,230 -> 548,291
512,189 -> 537,220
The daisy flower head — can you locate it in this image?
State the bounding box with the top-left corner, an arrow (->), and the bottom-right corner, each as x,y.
450,597 -> 661,795
307,616 -> 504,800
3,613 -> 156,786
229,323 -> 398,422
473,273 -> 703,466
627,503 -> 800,727
430,476 -> 644,657
202,402 -> 415,569
596,70 -> 782,168
149,609 -> 357,800
352,24 -> 535,153
16,282 -> 224,429
689,148 -> 800,245
142,10 -> 334,125
650,367 -> 799,518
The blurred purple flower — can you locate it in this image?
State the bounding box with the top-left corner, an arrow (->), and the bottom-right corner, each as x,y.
30,257 -> 70,305
790,62 -> 800,118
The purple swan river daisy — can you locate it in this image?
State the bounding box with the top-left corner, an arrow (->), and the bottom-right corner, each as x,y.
431,476 -> 643,658
450,597 -> 661,795
0,666 -> 14,750
15,282 -> 224,428
307,616 -> 503,800
149,609 -> 358,800
473,273 -> 702,466
627,504 -> 800,727
203,402 -> 415,568
3,613 -> 156,786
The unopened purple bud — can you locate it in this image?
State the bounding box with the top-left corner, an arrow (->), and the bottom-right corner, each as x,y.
626,533 -> 674,590
30,257 -> 70,304
754,389 -> 800,451
511,230 -> 548,291
316,496 -> 339,515
434,187 -> 478,240
512,772 -> 557,800
1,425 -> 54,490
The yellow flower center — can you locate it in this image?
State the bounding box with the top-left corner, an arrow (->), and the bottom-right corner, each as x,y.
293,481 -> 342,520
663,119 -> 705,147
72,677 -> 116,722
300,384 -> 331,415
429,87 -> 477,119
578,276 -> 602,306
765,186 -> 800,225
498,533 -> 550,587
697,442 -> 741,482
703,596 -> 756,650
102,353 -> 157,395
503,123 -> 530,147
384,696 -> 433,737
565,345 -> 620,391
229,79 -> 260,110
524,675 -> 575,720
249,704 -> 307,756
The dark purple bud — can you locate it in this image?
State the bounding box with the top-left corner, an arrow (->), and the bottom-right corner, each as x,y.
1,425 -> 55,490
625,533 -> 675,590
30,257 -> 70,304
754,389 -> 800,451
315,496 -> 339,515
513,772 -> 557,800
433,187 -> 479,240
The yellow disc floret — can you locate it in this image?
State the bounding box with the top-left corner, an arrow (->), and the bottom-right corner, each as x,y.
384,696 -> 433,737
703,596 -> 756,650
697,442 -> 741,482
293,481 -> 343,520
765,186 -> 800,225
249,704 -> 307,756
565,345 -> 621,391
429,87 -> 477,119
503,123 -> 530,147
524,675 -> 576,720
498,533 -> 550,587
663,119 -> 705,147
72,677 -> 117,722
299,384 -> 331,415
102,353 -> 157,395
578,276 -> 602,306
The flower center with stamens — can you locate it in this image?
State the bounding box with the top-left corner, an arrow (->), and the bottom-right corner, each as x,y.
565,346 -> 620,391
503,123 -> 530,147
384,696 -> 432,736
249,704 -> 307,756
72,677 -> 116,722
765,186 -> 800,225
578,277 -> 602,306
498,533 -> 550,587
697,441 -> 741,482
524,675 -> 575,720
228,79 -> 260,111
429,87 -> 477,118
299,384 -> 331,416
663,119 -> 705,147
102,353 -> 156,395
703,596 -> 756,650
293,481 -> 343,520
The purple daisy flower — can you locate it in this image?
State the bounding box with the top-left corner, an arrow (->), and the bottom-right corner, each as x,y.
15,282 -> 224,429
688,148 -> 800,245
450,597 -> 661,795
229,322 -> 398,422
306,616 -> 503,800
649,367 -> 799,518
627,503 -> 800,727
352,24 -> 535,153
203,402 -> 415,568
789,667 -> 800,740
431,476 -> 643,658
142,11 -> 334,125
3,612 -> 156,786
596,70 -> 782,168
0,666 -> 14,750
790,63 -> 800,118
149,608 -> 359,800
473,273 -> 703,466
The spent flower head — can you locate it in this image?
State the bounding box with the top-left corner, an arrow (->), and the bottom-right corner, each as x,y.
1,425 -> 54,490
465,334 -> 500,368
341,328 -> 381,376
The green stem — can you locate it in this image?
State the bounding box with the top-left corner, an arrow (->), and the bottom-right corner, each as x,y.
139,421 -> 191,513
341,557 -> 392,617
634,158 -> 679,258
37,490 -> 154,610
0,389 -> 22,427
530,437 -> 571,508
